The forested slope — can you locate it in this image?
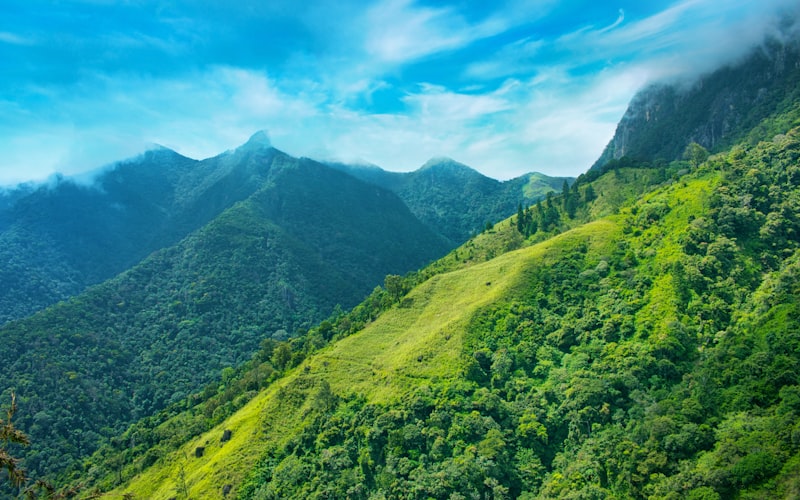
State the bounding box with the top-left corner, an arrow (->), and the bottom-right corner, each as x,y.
87,121 -> 800,499
0,136 -> 278,325
0,151 -> 450,486
329,158 -> 571,245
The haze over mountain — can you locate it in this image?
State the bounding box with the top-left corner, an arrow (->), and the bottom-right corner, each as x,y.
592,29 -> 800,169
1,133 -> 560,326
3,1 -> 798,185
0,139 -> 269,324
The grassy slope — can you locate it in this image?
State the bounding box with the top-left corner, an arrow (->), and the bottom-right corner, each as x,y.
111,219 -> 619,499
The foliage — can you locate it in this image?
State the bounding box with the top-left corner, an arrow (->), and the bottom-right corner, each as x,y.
329,158 -> 571,245
0,153 -> 450,488
1,393 -> 29,489
99,125 -> 800,499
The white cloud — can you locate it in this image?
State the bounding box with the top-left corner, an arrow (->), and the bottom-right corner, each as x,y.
3,0 -> 800,186
361,0 -> 508,64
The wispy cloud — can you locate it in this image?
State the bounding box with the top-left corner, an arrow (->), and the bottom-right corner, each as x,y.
0,31 -> 36,45
362,0 -> 513,64
1,0 -> 799,186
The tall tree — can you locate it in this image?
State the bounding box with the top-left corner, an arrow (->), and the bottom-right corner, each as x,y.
1,393 -> 29,488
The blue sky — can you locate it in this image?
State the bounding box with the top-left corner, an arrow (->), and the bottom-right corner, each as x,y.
1,0 -> 798,185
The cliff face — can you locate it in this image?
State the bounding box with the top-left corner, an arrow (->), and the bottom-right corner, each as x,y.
592,33 -> 800,169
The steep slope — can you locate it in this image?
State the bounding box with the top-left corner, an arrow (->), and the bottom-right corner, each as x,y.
0,133 -> 282,325
98,125 -> 800,499
328,158 -> 571,245
0,151 -> 450,485
103,218 -> 619,499
592,31 -> 800,169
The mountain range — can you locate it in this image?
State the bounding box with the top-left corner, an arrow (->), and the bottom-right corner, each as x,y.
2,22 -> 800,500
0,126 -> 566,488
0,138 -> 566,326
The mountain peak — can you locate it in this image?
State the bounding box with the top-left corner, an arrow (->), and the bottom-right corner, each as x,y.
418,157 -> 480,175
241,130 -> 272,150
420,157 -> 464,169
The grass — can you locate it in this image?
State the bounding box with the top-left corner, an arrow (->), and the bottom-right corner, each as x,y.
106,216 -> 620,499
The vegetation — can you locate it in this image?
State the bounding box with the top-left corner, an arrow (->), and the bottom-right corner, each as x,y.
5,29 -> 800,500
77,122 -> 800,499
0,154 -> 450,491
329,158 -> 571,245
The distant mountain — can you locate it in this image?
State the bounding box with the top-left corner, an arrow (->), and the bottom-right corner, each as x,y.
0,142 -> 450,484
592,31 -> 800,169
0,135 -> 281,325
328,157 -> 572,245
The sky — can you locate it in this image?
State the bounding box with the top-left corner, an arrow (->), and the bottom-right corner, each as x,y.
1,0 -> 798,185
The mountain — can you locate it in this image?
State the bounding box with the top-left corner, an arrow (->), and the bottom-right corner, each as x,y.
66,32 -> 800,499
0,135 -> 281,325
91,124 -> 800,499
0,145 -> 452,485
328,158 -> 572,245
0,137 -> 562,327
592,30 -> 800,169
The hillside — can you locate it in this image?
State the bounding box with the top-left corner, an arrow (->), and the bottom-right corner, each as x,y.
58,32 -> 800,498
592,31 -> 800,169
4,23 -> 800,500
328,158 -> 571,245
91,122 -> 800,498
0,134 -> 279,325
0,149 -> 451,485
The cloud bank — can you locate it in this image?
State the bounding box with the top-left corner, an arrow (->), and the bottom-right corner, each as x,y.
1,0 -> 798,185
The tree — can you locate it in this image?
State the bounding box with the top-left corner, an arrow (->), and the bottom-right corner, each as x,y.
271,343 -> 292,371
384,275 -> 406,302
1,393 -> 29,488
584,185 -> 597,203
684,142 -> 709,168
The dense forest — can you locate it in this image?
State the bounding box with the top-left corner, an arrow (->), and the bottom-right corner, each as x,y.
61,115 -> 800,498
0,152 -> 453,489
328,157 -> 572,246
3,23 -> 800,500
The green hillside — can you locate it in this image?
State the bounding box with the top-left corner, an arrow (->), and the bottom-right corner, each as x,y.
101,217 -> 620,499
328,158 -> 572,245
78,121 -> 800,498
4,28 -> 800,500
0,138 -> 275,325
0,151 -> 450,487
